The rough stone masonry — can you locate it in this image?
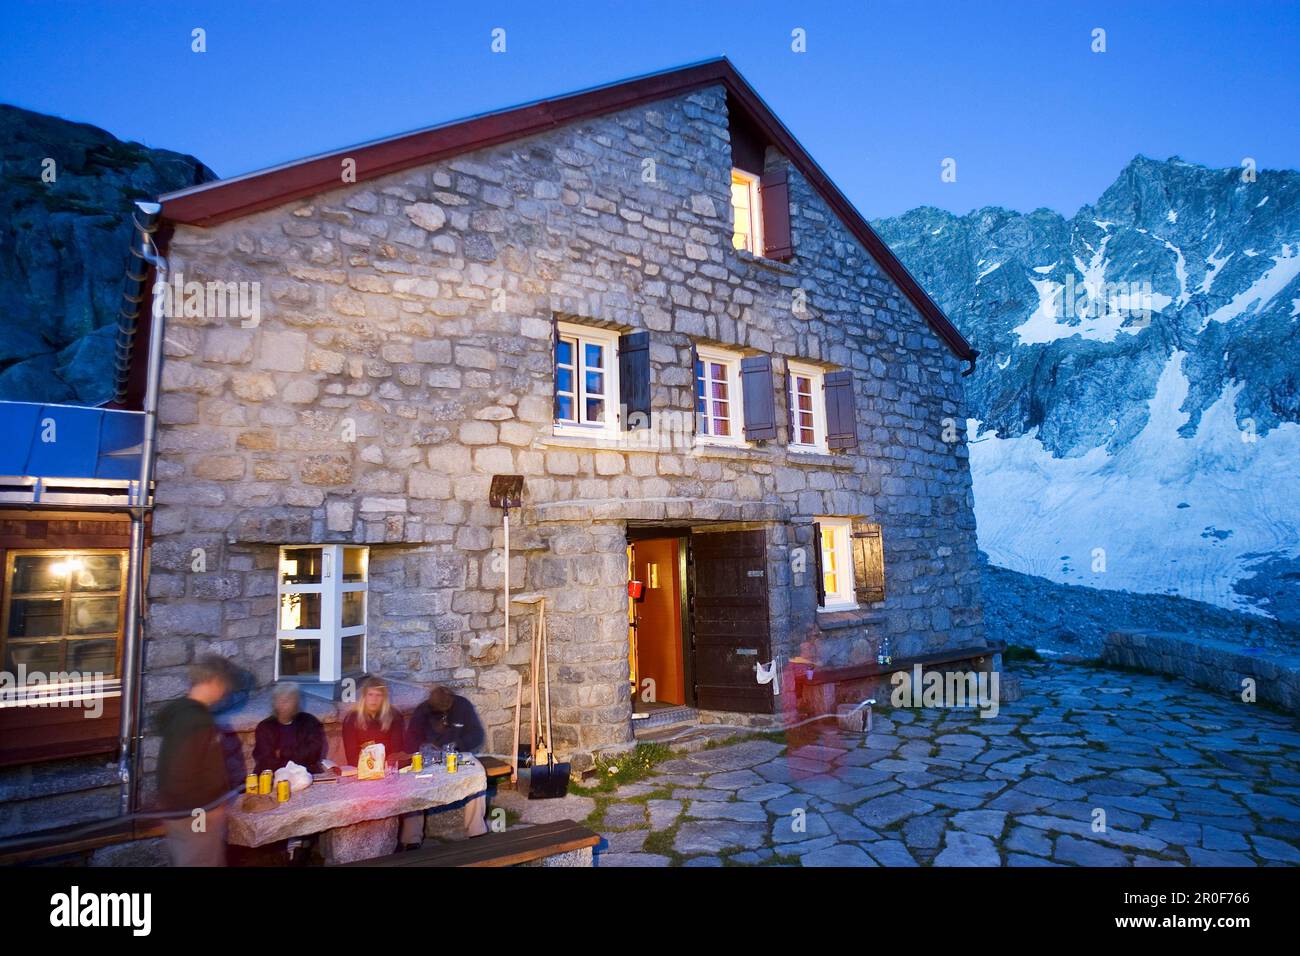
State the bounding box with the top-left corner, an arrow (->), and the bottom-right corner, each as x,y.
144,84 -> 984,770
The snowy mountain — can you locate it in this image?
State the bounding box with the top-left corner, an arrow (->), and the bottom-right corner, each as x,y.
875,156 -> 1300,626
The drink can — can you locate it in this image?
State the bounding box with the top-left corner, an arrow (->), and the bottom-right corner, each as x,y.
245,773 -> 258,794
412,752 -> 423,772
445,751 -> 458,774
258,769 -> 273,795
276,778 -> 290,803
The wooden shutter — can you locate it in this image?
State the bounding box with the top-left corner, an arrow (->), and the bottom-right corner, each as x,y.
760,167 -> 793,261
740,355 -> 777,441
851,522 -> 885,604
551,315 -> 562,421
618,331 -> 651,431
823,370 -> 858,450
811,521 -> 825,608
689,342 -> 700,439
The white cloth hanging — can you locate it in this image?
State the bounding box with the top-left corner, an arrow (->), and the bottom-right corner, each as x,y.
755,657 -> 779,694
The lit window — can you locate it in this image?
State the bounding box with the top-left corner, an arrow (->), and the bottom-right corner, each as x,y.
554,322 -> 621,437
276,545 -> 368,682
2,550 -> 125,683
695,345 -> 746,444
817,518 -> 856,610
787,360 -> 827,453
730,169 -> 763,254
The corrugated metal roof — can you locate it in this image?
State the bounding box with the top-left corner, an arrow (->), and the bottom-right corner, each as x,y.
0,400 -> 144,481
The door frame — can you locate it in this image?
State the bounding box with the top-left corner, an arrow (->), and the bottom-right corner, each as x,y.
627,527 -> 694,708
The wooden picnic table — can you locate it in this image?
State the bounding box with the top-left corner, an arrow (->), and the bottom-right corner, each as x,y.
227,758 -> 487,863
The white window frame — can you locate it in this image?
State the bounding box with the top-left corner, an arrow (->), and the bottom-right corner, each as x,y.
553,321 -> 621,439
817,517 -> 858,611
694,344 -> 748,447
730,168 -> 763,255
788,360 -> 828,454
275,545 -> 368,684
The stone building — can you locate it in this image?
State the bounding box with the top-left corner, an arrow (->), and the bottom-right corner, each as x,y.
1,59 -> 987,838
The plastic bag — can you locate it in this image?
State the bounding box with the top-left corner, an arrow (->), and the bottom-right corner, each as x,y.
357,743 -> 386,780
273,761 -> 313,793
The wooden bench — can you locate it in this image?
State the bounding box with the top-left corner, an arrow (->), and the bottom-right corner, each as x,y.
0,819 -> 164,867
479,755 -> 513,788
338,819 -> 599,867
800,643 -> 1005,713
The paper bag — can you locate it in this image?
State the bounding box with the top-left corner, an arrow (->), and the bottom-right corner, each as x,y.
357,743 -> 386,780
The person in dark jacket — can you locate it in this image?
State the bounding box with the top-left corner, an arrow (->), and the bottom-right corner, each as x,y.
341,676 -> 407,766
253,683 -> 328,774
405,685 -> 486,755
399,685 -> 488,848
155,655 -> 235,866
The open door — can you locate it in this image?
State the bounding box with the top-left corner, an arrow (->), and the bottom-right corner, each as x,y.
689,529 -> 773,714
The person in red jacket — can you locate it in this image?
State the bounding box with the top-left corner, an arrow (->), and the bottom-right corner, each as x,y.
340,676 -> 407,766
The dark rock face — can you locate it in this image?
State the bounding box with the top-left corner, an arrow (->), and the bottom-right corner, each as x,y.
0,104 -> 215,405
874,155 -> 1300,457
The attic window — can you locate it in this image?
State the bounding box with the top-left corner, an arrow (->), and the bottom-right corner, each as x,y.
730,169 -> 763,254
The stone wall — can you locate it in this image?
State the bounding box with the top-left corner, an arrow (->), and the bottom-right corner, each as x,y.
143,84 -> 983,768
1103,629 -> 1300,715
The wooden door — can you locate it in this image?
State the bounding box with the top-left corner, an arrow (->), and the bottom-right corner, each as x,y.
689,529 -> 773,714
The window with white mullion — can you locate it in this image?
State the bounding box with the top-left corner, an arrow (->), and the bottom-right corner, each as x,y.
277,545 -> 368,683
694,346 -> 745,445
817,517 -> 857,610
554,322 -> 620,436
788,360 -> 828,453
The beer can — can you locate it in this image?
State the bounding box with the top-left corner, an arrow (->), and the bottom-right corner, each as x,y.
276,779 -> 290,803
411,752 -> 423,772
445,751 -> 458,774
245,773 -> 258,794
258,769 -> 273,795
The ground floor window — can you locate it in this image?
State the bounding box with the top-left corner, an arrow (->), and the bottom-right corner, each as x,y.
277,545 -> 368,683
814,518 -> 886,610
2,549 -> 125,682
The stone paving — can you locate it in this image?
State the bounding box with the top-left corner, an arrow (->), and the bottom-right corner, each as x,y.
582,662 -> 1300,866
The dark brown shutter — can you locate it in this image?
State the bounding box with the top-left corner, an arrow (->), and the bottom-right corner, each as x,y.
811,521 -> 825,608
740,354 -> 777,441
760,167 -> 793,261
618,331 -> 651,431
851,522 -> 885,604
551,315 -> 562,421
690,342 -> 700,439
784,364 -> 795,443
823,370 -> 858,450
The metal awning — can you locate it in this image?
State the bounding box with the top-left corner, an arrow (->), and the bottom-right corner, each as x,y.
0,400 -> 147,508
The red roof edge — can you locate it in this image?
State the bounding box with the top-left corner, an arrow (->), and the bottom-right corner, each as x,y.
156,57 -> 976,365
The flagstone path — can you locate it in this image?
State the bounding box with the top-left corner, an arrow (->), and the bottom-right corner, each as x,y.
581,661 -> 1300,866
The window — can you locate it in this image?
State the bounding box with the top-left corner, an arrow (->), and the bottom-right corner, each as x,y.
787,361 -> 828,453
813,519 -> 886,611
554,322 -> 621,437
695,346 -> 746,445
1,550 -> 125,683
730,169 -> 763,254
816,519 -> 856,610
276,545 -> 368,683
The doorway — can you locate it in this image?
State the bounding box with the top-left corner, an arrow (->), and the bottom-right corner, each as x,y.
626,526 -> 775,718
627,535 -> 689,712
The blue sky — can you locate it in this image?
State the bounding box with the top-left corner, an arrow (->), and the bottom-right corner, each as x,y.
1,0 -> 1296,218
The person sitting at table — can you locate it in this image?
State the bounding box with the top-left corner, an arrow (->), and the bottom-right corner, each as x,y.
405,684 -> 485,755
398,685 -> 489,849
341,676 -> 407,767
253,683 -> 328,775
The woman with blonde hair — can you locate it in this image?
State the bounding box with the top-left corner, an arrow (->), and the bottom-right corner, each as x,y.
340,675 -> 407,766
